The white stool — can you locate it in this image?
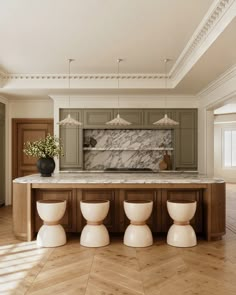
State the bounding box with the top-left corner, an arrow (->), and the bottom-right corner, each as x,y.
123,200 -> 153,247
36,200 -> 67,247
167,200 -> 197,247
80,200 -> 110,247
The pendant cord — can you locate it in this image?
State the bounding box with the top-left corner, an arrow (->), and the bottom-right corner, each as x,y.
68,58 -> 75,109
117,58 -> 122,115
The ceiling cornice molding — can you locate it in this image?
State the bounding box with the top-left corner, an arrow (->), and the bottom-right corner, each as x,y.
198,65 -> 236,108
170,0 -> 236,86
1,73 -> 172,90
198,64 -> 236,98
1,73 -> 165,81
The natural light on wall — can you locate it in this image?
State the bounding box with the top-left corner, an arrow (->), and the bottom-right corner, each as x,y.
223,130 -> 236,167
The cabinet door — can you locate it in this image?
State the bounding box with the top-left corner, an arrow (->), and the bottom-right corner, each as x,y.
161,189 -> 203,233
60,109 -> 83,170
175,109 -> 197,129
34,189 -> 77,232
175,128 -> 197,169
120,189 -> 160,232
83,109 -> 114,128
113,109 -> 143,128
80,189 -> 118,232
144,109 -> 176,128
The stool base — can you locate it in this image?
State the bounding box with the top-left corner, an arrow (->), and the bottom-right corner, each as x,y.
37,224 -> 66,248
167,224 -> 197,247
80,224 -> 110,247
124,224 -> 153,247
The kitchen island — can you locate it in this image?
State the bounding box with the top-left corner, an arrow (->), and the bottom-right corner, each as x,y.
13,172 -> 225,242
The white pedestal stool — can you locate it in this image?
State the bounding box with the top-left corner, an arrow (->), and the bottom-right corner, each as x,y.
36,200 -> 67,247
123,200 -> 153,247
167,200 -> 197,247
80,200 -> 110,247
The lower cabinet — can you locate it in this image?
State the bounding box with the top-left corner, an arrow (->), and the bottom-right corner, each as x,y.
34,189 -> 77,232
161,189 -> 203,233
119,189 -> 161,232
78,189 -> 119,232
33,188 -> 203,235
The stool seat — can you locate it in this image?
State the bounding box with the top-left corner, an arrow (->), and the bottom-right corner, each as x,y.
167,200 -> 197,248
80,200 -> 110,247
36,200 -> 67,248
123,200 -> 153,247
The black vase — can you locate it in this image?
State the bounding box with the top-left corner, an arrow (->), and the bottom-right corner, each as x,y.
37,157 -> 55,177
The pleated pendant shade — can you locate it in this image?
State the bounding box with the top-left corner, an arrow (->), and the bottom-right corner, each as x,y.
57,59 -> 82,127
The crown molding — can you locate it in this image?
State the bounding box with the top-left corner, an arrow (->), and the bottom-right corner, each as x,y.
0,73 -> 165,80
170,0 -> 236,86
198,64 -> 236,109
198,64 -> 236,98
0,0 -> 235,91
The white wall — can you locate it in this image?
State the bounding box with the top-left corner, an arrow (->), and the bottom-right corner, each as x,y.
214,113 -> 236,182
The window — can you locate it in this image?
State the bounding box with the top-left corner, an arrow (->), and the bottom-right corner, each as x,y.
223,129 -> 236,167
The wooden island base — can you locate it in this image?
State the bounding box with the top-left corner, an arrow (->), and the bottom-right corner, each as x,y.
13,182 -> 225,242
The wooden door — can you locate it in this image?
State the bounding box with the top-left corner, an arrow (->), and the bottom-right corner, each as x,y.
12,119 -> 53,179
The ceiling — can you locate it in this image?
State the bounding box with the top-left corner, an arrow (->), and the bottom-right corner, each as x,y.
0,0 -> 236,100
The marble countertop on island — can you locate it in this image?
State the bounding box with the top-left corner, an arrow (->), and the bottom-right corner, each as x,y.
13,172 -> 224,184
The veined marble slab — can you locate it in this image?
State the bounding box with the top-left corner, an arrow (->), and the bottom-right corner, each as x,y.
13,172 -> 224,184
84,129 -> 172,170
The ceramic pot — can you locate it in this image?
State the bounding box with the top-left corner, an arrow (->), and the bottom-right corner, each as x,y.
37,157 -> 55,177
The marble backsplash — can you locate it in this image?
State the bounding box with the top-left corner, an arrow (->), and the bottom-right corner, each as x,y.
84,129 -> 172,170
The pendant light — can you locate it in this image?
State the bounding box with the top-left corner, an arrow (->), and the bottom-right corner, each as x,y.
57,59 -> 82,127
153,59 -> 179,126
106,59 -> 131,126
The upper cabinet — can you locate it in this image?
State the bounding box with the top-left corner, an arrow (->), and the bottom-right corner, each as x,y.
83,109 -> 114,128
59,109 -> 83,170
144,109 -> 177,128
175,109 -> 197,129
113,109 -> 144,128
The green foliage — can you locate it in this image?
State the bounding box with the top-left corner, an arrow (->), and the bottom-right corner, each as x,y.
23,134 -> 63,159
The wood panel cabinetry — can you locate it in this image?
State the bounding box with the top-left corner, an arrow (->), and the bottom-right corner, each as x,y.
78,189 -> 119,232
13,182 -> 225,242
161,189 -> 203,233
119,189 -> 161,232
34,189 -> 77,232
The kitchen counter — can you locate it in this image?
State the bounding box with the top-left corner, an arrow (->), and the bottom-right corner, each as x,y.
12,172 -> 225,242
13,172 -> 223,185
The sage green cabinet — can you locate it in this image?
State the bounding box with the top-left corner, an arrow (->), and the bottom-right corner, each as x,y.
175,109 -> 197,170
144,109 -> 177,128
59,109 -> 83,170
113,109 -> 144,128
83,109 -> 114,128
175,109 -> 197,129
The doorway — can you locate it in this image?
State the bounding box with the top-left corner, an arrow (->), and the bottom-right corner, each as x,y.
0,103 -> 5,206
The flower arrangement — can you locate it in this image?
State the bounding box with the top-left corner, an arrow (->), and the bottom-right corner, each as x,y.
23,134 -> 63,158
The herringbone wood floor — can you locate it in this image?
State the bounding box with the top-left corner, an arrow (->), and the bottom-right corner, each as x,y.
1,184 -> 236,295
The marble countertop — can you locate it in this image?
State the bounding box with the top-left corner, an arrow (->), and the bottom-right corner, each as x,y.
13,172 -> 224,184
